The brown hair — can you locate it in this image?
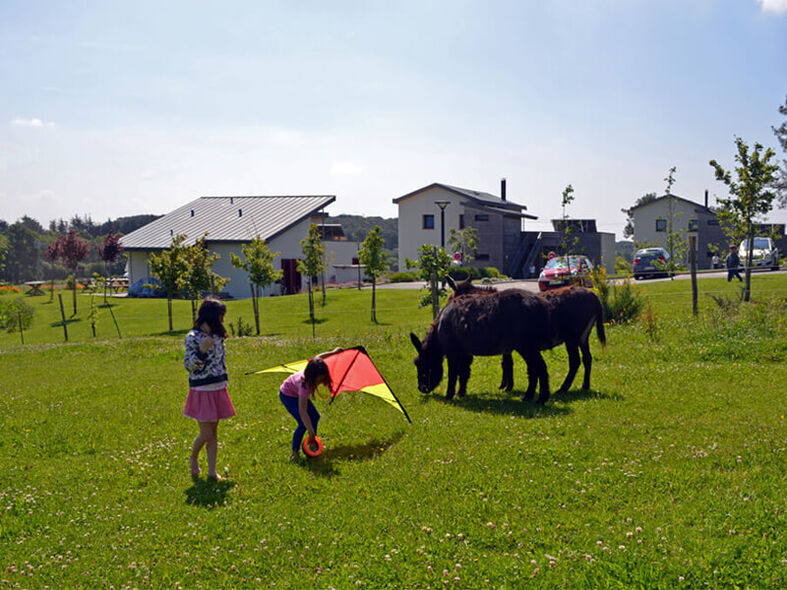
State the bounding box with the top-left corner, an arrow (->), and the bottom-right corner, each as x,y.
194,297 -> 228,338
303,357 -> 331,394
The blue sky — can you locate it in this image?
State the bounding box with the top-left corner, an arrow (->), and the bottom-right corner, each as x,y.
2,0 -> 786,238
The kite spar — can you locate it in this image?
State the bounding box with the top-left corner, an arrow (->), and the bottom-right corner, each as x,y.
248,346 -> 411,423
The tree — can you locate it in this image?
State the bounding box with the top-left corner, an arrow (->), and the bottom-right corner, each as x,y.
99,231 -> 124,302
447,227 -> 479,265
148,234 -> 190,331
47,229 -> 91,315
0,234 -> 7,276
230,235 -> 282,335
621,193 -> 658,239
180,235 -> 229,319
772,95 -> 787,208
3,223 -> 41,283
297,224 -> 326,336
661,166 -> 687,279
559,184 -> 577,259
406,244 -> 452,319
710,137 -> 779,301
358,226 -> 388,323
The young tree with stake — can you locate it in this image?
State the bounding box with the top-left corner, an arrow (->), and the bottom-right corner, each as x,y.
148,234 -> 190,332
230,236 -> 282,335
297,224 -> 326,336
358,226 -> 388,323
47,229 -> 91,315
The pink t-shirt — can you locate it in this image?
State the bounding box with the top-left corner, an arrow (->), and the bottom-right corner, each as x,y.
280,371 -> 315,399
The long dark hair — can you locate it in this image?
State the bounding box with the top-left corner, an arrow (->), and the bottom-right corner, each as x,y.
194,297 -> 227,338
303,357 -> 331,394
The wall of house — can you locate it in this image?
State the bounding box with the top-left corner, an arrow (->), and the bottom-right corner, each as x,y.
396,187 -> 464,271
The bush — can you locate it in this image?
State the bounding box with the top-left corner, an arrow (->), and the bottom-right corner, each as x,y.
591,265 -> 645,324
0,297 -> 34,333
388,271 -> 418,283
447,266 -> 505,280
615,256 -> 633,275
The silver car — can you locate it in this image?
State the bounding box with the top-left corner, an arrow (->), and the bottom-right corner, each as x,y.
739,237 -> 780,271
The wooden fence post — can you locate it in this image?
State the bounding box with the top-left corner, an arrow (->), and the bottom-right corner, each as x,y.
17,312 -> 24,345
689,236 -> 698,316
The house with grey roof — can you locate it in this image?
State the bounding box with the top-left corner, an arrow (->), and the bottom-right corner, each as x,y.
393,180 -> 539,276
121,195 -> 362,299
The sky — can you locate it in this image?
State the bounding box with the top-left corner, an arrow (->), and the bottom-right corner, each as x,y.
2,0 -> 786,239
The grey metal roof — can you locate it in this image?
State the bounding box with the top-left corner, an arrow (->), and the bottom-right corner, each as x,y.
121,195 -> 336,250
393,182 -> 528,213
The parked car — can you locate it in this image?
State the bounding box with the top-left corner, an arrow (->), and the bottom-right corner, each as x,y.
739,237 -> 780,271
633,247 -> 670,279
537,254 -> 594,291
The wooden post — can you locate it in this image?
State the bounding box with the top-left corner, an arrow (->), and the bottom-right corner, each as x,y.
107,301 -> 122,338
689,236 -> 698,316
17,312 -> 24,345
430,272 -> 439,319
58,293 -> 68,342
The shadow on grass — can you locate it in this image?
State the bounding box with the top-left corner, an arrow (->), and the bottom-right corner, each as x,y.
154,329 -> 190,337
551,388 -> 624,404
426,391 -> 570,418
299,432 -> 405,478
184,478 -> 236,509
301,318 -> 328,325
49,318 -> 81,327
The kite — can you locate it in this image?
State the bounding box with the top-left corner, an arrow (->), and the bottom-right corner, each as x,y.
248,346 -> 411,423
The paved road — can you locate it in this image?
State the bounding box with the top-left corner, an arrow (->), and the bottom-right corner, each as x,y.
377,267 -> 785,292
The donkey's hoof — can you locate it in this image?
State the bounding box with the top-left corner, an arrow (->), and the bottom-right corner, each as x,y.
537,394 -> 550,405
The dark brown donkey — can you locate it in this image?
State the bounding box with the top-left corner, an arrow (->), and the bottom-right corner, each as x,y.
410,289 -> 553,403
447,277 -> 606,395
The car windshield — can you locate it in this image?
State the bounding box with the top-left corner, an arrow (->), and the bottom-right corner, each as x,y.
636,249 -> 663,258
741,238 -> 771,250
545,256 -> 582,270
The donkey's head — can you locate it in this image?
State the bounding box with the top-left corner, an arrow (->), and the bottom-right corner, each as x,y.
409,331 -> 443,393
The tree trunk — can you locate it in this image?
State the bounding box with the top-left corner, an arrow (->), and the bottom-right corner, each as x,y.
308,278 -> 315,337
430,272 -> 439,320
251,283 -> 260,335
744,226 -> 754,302
72,282 -> 77,316
168,297 -> 173,332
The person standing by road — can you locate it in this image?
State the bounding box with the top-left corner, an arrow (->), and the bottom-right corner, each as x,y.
725,244 -> 743,282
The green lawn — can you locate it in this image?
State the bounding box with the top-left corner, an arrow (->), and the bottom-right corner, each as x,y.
1,276 -> 785,588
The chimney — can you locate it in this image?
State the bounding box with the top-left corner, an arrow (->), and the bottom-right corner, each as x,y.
238,209 -> 243,217
190,209 -> 194,217
501,178 -> 507,201
230,197 -> 234,204
704,189 -> 708,208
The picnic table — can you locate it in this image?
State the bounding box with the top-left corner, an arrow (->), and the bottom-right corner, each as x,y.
23,280 -> 46,296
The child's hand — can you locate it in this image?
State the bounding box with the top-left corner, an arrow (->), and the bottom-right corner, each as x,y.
200,336 -> 214,353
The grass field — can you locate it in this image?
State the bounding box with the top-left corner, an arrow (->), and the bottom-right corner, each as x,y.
1,276 -> 786,588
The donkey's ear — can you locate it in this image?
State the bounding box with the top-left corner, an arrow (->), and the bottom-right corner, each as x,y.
410,332 -> 422,353
446,275 -> 457,291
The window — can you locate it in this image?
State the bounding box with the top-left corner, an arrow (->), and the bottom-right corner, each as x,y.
422,214 -> 435,229
707,219 -> 719,226
688,219 -> 698,232
477,254 -> 490,261
475,214 -> 489,222
656,218 -> 667,232
459,214 -> 465,229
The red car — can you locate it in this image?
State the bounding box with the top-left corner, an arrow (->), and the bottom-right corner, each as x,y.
537,255 -> 594,292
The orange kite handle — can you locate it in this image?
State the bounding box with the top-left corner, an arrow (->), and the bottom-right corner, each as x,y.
302,436 -> 323,458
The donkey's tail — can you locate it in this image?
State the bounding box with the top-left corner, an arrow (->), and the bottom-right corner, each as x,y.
595,313 -> 607,349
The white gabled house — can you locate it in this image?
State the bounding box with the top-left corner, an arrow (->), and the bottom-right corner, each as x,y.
393,180 -> 538,276
121,195 -> 362,299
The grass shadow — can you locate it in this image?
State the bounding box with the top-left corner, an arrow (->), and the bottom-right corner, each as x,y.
184,478 -> 236,509
301,318 -> 328,325
154,328 -> 190,337
49,318 -> 81,327
432,391 -> 571,418
299,432 -> 405,478
551,388 -> 625,404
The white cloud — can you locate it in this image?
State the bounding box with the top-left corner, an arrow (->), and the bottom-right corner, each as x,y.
330,161 -> 363,176
11,117 -> 55,128
757,0 -> 787,15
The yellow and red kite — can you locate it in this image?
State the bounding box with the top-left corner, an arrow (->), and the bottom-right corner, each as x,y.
249,346 -> 411,423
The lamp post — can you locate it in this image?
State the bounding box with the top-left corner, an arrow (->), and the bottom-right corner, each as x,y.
434,200 -> 450,249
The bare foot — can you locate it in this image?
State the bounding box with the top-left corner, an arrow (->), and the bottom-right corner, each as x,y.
190,457 -> 201,478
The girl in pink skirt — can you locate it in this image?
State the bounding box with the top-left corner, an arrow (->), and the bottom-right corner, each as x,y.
184,298 -> 235,480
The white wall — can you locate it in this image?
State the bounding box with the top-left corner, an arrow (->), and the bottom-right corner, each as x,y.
633,199 -> 699,248
397,186 -> 463,270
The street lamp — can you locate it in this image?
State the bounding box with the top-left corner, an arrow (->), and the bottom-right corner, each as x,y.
434,200 -> 450,249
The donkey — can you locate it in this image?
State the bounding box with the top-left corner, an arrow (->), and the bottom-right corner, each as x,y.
446,277 -> 606,395
410,288 -> 553,403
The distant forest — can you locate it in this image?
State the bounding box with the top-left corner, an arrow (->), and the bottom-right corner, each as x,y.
0,212 -> 397,283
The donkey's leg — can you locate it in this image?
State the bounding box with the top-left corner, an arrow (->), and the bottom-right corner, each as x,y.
525,351 -> 550,404
457,356 -> 472,398
445,356 -> 458,400
499,352 -> 514,392
557,343 -> 580,394
521,352 -> 538,401
580,340 -> 592,390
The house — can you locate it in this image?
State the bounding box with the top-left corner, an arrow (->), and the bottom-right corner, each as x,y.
393,180 -> 538,275
121,195 -> 363,299
630,193 -> 729,270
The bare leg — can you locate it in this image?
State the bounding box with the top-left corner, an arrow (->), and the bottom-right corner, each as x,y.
190,421 -> 219,477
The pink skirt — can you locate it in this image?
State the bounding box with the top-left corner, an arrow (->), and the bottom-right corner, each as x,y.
184,387 -> 236,422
